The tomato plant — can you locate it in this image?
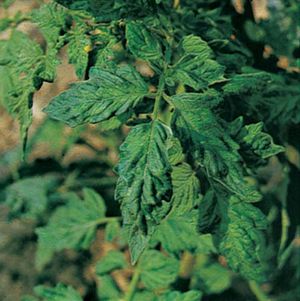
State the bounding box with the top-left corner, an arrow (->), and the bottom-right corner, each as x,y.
0,1 -> 299,301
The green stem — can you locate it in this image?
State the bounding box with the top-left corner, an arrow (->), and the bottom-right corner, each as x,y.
153,74 -> 166,119
124,266 -> 141,301
249,281 -> 272,301
279,207 -> 290,255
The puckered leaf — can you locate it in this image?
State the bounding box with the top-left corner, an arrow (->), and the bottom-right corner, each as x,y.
126,21 -> 163,62
171,91 -> 261,203
31,3 -> 68,81
139,250 -> 179,289
96,250 -> 127,275
0,31 -> 43,146
44,65 -> 149,127
115,120 -> 172,264
5,175 -> 59,219
217,195 -> 268,282
170,163 -> 200,214
34,283 -> 82,301
237,122 -> 284,164
67,19 -> 91,79
166,35 -> 225,90
159,290 -> 202,301
35,188 -> 106,269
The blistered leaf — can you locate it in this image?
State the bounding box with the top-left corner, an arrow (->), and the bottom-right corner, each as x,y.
0,31 -> 43,147
34,283 -> 82,301
126,21 -> 163,62
171,91 -> 261,203
166,35 -> 225,90
35,189 -> 106,269
31,3 -> 68,81
170,163 -> 200,214
115,120 -> 172,263
67,19 -> 91,79
44,65 -> 149,127
139,250 -> 179,289
96,250 -> 127,275
217,195 -> 268,282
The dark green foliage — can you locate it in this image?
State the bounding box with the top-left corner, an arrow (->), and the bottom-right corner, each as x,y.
0,0 -> 299,300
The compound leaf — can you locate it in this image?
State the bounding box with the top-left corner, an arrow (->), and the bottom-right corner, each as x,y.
115,120 -> 172,264
171,91 -> 261,203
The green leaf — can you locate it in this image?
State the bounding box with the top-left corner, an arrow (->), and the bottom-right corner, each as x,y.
152,211 -> 199,254
191,261 -> 231,294
5,175 -> 59,219
97,275 -> 121,300
171,91 -> 261,203
139,250 -> 179,290
31,3 -> 68,81
166,35 -> 225,90
0,31 -> 43,147
159,290 -> 202,301
67,19 -> 91,79
34,283 -> 82,301
237,122 -> 285,161
115,120 -> 172,264
222,72 -> 271,96
133,291 -> 158,301
96,250 -> 127,275
170,163 -> 200,214
126,21 -> 163,62
44,65 -> 149,127
35,188 -> 106,269
217,195 -> 268,282
105,219 -> 121,242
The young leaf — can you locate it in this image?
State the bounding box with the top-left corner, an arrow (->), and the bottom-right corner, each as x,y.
44,65 -> 149,127
166,35 -> 225,90
96,250 -> 127,275
34,283 -> 82,301
115,120 -> 172,264
35,188 -> 106,269
139,250 -> 179,290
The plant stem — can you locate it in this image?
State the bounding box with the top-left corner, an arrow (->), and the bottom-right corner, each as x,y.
123,266 -> 141,301
249,281 -> 272,301
153,74 -> 165,120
